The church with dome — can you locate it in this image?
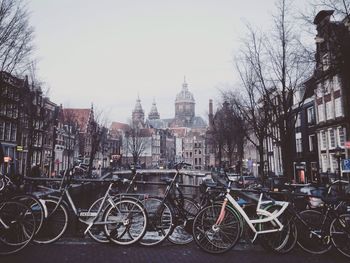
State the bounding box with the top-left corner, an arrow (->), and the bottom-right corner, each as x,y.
131,78 -> 207,130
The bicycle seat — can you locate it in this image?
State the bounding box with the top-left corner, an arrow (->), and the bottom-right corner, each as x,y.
160,177 -> 173,184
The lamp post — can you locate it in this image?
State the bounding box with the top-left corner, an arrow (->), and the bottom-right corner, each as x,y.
334,146 -> 343,192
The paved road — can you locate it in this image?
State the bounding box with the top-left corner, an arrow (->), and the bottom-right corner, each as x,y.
1,238 -> 347,263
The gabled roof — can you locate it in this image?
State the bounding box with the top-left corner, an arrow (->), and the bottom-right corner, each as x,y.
63,108 -> 92,133
110,122 -> 130,132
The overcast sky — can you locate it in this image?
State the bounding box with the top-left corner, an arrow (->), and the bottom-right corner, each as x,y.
29,0 -> 310,124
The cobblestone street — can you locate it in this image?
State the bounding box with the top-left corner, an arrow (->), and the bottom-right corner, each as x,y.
1,238 -> 347,263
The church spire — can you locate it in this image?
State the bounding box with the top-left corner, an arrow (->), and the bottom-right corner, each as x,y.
148,99 -> 160,120
132,96 -> 145,125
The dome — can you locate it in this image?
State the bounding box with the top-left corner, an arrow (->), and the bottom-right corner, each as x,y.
175,80 -> 195,103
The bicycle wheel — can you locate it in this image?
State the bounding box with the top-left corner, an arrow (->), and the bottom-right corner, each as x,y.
296,209 -> 332,254
11,194 -> 45,235
192,204 -> 241,254
0,201 -> 36,255
139,197 -> 173,246
33,199 -> 69,244
103,198 -> 147,245
330,213 -> 350,258
168,197 -> 199,245
259,205 -> 297,254
86,197 -> 110,243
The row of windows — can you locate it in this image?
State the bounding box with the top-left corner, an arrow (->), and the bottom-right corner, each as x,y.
0,103 -> 19,118
0,121 -> 17,142
320,153 -> 340,173
319,127 -> 346,150
316,75 -> 341,97
1,86 -> 20,101
318,98 -> 343,122
295,107 -> 315,129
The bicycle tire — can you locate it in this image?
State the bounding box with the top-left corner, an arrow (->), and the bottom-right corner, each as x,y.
86,197 -> 110,243
192,203 -> 241,254
259,205 -> 297,254
0,201 -> 36,255
138,197 -> 173,246
330,213 -> 350,258
33,198 -> 69,244
103,198 -> 147,246
168,197 -> 199,245
296,209 -> 332,254
11,194 -> 45,236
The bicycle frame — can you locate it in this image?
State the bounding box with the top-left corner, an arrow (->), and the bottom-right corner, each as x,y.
40,181 -> 122,235
216,188 -> 289,242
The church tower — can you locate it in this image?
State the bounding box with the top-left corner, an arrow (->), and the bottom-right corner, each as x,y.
132,96 -> 145,126
148,99 -> 160,120
174,77 -> 195,126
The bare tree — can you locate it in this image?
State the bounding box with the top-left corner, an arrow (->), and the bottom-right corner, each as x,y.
235,0 -> 312,180
123,122 -> 149,165
0,0 -> 34,73
223,78 -> 271,180
210,100 -> 246,169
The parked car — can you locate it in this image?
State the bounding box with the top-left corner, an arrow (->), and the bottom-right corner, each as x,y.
298,185 -> 326,208
236,176 -> 258,188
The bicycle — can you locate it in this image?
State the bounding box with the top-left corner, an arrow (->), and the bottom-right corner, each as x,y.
192,173 -> 289,254
260,188 -> 350,256
137,161 -> 199,246
34,169 -> 148,246
0,174 -> 37,255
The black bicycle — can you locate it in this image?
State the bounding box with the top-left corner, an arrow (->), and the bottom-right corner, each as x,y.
138,161 -> 200,246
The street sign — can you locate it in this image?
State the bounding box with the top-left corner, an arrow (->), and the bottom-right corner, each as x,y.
342,159 -> 350,173
16,145 -> 23,151
345,141 -> 350,149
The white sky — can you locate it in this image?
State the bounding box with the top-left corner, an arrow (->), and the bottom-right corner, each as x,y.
29,0 -> 310,124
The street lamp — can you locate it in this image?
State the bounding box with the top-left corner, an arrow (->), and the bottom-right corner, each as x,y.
334,146 -> 343,192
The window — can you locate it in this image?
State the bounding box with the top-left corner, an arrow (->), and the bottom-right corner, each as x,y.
0,121 -> 4,140
318,104 -> 325,122
296,138 -> 302,153
334,98 -> 343,118
338,127 -> 345,147
322,53 -> 330,71
295,133 -> 302,153
328,128 -> 336,149
10,124 -> 16,142
333,75 -> 341,91
5,122 -> 10,141
316,83 -> 323,97
326,101 -> 334,120
321,154 -> 328,172
309,135 -> 315,152
330,154 -> 338,173
321,131 -> 327,150
307,107 -> 315,124
295,113 -> 301,128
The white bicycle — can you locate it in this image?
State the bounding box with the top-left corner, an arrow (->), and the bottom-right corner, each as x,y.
192,177 -> 289,254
